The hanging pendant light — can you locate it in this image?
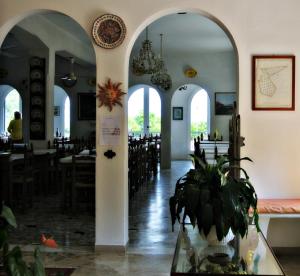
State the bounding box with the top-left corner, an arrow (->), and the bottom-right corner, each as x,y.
151,34 -> 172,91
132,27 -> 159,76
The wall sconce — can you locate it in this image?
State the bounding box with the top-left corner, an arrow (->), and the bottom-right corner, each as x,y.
184,67 -> 197,78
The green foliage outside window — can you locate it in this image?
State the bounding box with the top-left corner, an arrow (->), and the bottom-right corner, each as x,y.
191,121 -> 207,137
128,111 -> 161,135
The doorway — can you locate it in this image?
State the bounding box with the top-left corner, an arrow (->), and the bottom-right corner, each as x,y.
0,11 -> 96,248
127,11 -> 238,251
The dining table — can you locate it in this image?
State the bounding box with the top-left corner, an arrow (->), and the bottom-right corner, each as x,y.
0,148 -> 59,205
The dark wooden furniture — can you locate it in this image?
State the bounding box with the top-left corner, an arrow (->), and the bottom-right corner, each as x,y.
59,154 -> 95,210
71,155 -> 95,212
128,134 -> 161,199
9,150 -> 35,209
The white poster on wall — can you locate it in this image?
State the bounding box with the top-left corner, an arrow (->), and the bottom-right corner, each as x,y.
100,116 -> 121,146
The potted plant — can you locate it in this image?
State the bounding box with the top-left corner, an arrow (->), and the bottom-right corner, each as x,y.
0,203 -> 46,275
169,154 -> 260,243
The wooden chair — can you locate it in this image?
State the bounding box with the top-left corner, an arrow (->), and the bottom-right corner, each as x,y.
71,155 -> 95,212
9,149 -> 35,210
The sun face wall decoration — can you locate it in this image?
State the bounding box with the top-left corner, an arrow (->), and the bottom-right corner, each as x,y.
96,78 -> 126,111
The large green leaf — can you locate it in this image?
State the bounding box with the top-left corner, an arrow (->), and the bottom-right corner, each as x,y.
201,203 -> 213,236
31,248 -> 46,276
5,246 -> 32,276
1,205 -> 17,228
0,229 -> 8,249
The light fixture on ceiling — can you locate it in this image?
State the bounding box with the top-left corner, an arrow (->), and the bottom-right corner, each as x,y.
61,57 -> 77,81
61,57 -> 77,87
151,34 -> 172,91
131,27 -> 158,76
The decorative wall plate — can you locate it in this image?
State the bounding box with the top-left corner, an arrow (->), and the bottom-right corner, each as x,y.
92,14 -> 126,49
31,96 -> 44,107
30,122 -> 44,132
31,109 -> 44,120
30,57 -> 44,67
30,82 -> 44,93
30,69 -> 44,80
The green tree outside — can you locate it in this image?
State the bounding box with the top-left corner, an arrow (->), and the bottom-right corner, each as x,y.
191,121 -> 207,137
128,111 -> 161,135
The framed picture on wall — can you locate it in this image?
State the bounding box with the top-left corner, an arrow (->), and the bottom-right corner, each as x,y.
252,55 -> 295,110
215,92 -> 236,115
173,107 -> 183,120
78,93 -> 96,120
54,106 -> 60,116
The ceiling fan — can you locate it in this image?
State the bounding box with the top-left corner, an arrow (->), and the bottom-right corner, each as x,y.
61,57 -> 77,81
59,57 -> 78,87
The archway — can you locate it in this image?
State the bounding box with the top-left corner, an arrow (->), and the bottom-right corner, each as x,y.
128,84 -> 161,137
0,10 -> 97,248
0,85 -> 22,135
127,11 -> 238,251
54,85 -> 70,138
171,84 -> 211,158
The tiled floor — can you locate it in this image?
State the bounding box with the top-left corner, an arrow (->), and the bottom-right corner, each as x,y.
10,161 -> 300,275
9,195 -> 95,247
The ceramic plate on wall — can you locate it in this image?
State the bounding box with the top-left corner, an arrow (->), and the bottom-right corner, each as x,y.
92,14 -> 126,49
30,122 -> 44,132
31,96 -> 44,107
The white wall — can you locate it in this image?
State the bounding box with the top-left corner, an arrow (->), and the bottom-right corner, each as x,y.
2,0 -> 300,248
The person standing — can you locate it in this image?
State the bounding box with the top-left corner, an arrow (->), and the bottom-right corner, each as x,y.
7,111 -> 23,142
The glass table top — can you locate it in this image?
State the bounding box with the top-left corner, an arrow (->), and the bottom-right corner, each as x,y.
171,224 -> 285,275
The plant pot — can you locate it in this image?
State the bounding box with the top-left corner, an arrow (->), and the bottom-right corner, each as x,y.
201,226 -> 235,246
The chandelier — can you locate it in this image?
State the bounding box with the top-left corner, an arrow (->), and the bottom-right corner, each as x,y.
151,34 -> 172,90
132,27 -> 158,76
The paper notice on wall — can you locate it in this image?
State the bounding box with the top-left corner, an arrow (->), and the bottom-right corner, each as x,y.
100,116 -> 121,146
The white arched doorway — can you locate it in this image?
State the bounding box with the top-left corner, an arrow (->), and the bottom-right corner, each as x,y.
54,85 -> 70,138
127,10 -> 239,251
0,85 -> 22,135
0,10 -> 97,248
190,88 -> 210,149
171,84 -> 211,158
128,84 -> 161,137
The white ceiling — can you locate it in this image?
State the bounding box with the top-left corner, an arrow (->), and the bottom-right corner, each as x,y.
131,13 -> 234,56
41,12 -> 91,47
26,11 -> 234,56
1,12 -> 233,64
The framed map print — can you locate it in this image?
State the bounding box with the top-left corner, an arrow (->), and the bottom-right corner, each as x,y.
252,55 -> 295,110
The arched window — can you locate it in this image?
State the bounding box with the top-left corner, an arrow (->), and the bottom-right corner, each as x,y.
190,89 -> 210,149
3,89 -> 22,134
64,97 -> 70,138
128,85 -> 161,137
54,85 -> 70,138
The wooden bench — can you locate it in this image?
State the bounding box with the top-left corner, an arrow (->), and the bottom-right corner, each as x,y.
257,199 -> 300,238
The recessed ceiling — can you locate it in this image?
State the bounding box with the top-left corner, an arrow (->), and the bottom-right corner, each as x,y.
41,12 -> 91,47
131,13 -> 234,56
